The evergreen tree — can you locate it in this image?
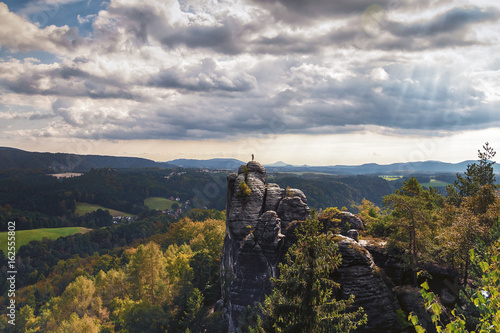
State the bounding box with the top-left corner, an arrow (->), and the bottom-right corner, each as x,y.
455,142 -> 497,198
384,177 -> 442,285
262,219 -> 366,333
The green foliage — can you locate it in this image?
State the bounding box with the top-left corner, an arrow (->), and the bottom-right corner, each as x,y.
119,299 -> 168,333
383,177 -> 443,285
454,142 -> 497,198
56,313 -> 101,333
318,206 -> 341,220
356,198 -> 393,237
17,305 -> 40,333
183,208 -> 226,222
238,180 -> 252,197
262,219 -> 367,332
178,288 -> 205,332
271,174 -> 395,210
244,165 -> 249,180
1,214 -> 227,333
409,241 -> 500,332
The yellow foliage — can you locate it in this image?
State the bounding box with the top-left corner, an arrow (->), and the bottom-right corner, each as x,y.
239,180 -> 252,197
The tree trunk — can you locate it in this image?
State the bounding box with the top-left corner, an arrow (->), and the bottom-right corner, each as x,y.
412,222 -> 418,286
463,255 -> 470,287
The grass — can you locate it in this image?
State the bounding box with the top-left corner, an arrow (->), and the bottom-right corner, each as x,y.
0,227 -> 91,253
144,197 -> 177,211
421,179 -> 451,188
75,202 -> 134,217
380,175 -> 403,181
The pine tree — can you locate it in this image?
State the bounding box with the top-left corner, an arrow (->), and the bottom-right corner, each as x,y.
384,177 -> 441,285
263,219 -> 367,333
455,142 -> 497,198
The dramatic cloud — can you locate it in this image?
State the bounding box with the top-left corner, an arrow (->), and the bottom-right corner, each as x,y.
0,0 -> 500,163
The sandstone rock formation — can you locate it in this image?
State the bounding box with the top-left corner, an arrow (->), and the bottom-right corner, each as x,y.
221,161 -> 310,331
334,236 -> 400,332
221,161 -> 400,332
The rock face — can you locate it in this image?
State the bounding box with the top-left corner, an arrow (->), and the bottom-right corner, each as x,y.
334,236 -> 400,332
221,162 -> 400,332
221,161 -> 310,331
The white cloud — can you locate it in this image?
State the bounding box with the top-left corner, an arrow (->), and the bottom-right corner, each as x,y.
0,3 -> 86,54
371,67 -> 389,81
77,13 -> 96,24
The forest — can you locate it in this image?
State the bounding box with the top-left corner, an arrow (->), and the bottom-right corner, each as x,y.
0,144 -> 499,332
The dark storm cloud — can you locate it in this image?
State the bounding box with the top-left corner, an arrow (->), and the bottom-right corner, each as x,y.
0,63 -> 137,100
251,0 -> 392,22
159,23 -> 248,55
342,5 -> 500,51
387,6 -> 500,38
149,59 -> 257,92
89,63 -> 499,141
103,2 -> 257,55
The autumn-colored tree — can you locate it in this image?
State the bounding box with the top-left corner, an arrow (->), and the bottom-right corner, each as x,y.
440,185 -> 500,286
17,305 -> 40,333
95,269 -> 128,305
56,313 -> 100,333
128,241 -> 169,304
356,198 -> 392,237
46,275 -> 107,331
440,204 -> 487,286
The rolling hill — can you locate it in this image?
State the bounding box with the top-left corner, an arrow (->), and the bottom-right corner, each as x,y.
0,147 -> 174,171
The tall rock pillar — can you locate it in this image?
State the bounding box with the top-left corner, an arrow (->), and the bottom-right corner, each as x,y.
221,161 -> 310,331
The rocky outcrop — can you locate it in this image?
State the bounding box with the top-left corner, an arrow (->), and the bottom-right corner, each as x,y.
221,161 -> 310,331
334,236 -> 400,332
221,161 -> 400,332
320,210 -> 366,234
281,228 -> 401,333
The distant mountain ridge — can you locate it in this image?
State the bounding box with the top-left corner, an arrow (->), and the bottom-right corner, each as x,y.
264,160 -> 500,175
1,147 -> 498,174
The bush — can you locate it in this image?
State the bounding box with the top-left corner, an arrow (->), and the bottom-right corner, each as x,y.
238,181 -> 251,197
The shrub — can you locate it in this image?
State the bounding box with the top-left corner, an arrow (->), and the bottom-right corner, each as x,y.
239,181 -> 251,197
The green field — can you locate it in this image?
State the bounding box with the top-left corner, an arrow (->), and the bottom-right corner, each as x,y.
421,179 -> 451,188
144,197 -> 177,211
0,227 -> 91,254
380,175 -> 403,181
75,202 -> 134,217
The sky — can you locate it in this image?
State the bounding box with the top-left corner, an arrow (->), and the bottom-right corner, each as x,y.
0,0 -> 499,166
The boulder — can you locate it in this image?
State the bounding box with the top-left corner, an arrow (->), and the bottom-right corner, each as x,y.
347,229 -> 359,242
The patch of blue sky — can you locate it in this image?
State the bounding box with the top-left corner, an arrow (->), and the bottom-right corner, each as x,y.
0,47 -> 61,64
1,0 -> 30,12
2,0 -> 105,35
